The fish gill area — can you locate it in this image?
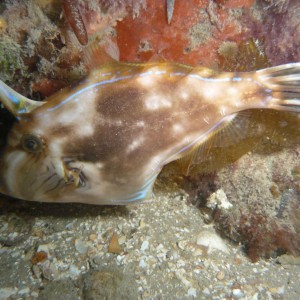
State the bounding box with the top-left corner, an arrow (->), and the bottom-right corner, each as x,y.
0,0 -> 300,299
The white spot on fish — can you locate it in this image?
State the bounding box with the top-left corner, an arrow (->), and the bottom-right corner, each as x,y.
137,74 -> 156,87
136,121 -> 145,128
38,87 -> 98,138
115,120 -> 123,126
95,162 -> 104,170
126,136 -> 145,153
227,87 -> 242,107
145,94 -> 172,110
76,123 -> 94,137
49,138 -> 64,157
172,123 -> 184,133
180,91 -> 189,100
203,117 -> 210,124
227,87 -> 239,95
203,86 -> 220,100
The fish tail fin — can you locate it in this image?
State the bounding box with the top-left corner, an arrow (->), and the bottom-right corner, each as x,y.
256,62 -> 300,112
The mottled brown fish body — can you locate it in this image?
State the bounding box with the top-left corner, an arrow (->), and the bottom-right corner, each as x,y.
0,62 -> 299,204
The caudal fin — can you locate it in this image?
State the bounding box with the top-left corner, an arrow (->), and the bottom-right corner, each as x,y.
256,63 -> 300,112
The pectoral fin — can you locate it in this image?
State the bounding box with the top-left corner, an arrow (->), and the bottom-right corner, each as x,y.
0,80 -> 44,116
175,111 -> 260,175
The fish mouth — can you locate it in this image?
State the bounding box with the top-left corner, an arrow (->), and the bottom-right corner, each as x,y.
1,151 -> 88,201
37,158 -> 88,200
62,158 -> 87,189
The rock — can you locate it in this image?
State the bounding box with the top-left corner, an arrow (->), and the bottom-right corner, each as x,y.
206,189 -> 233,210
177,240 -> 187,250
118,235 -> 126,245
41,261 -> 58,280
18,287 -> 30,296
75,239 -> 89,254
37,244 -> 50,255
82,269 -> 138,300
31,251 -> 48,265
203,288 -> 210,296
196,230 -> 229,254
89,233 -> 97,241
277,254 -> 300,265
232,288 -> 245,299
38,279 -> 81,300
139,218 -> 146,228
216,270 -> 225,280
187,287 -> 197,298
0,287 -> 17,300
269,286 -> 285,296
140,240 -> 149,252
139,259 -> 147,268
69,264 -> 82,277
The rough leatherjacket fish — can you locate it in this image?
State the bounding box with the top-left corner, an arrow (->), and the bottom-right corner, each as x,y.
0,61 -> 300,204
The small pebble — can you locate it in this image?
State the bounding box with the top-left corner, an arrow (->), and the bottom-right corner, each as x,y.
37,244 -> 50,255
31,251 -> 48,265
75,239 -> 89,254
177,240 -> 187,250
203,288 -> 210,296
139,259 -> 147,268
206,189 -> 233,210
118,235 -> 126,245
41,262 -> 57,280
89,233 -> 97,241
69,264 -> 81,277
141,240 -> 149,252
232,288 -> 245,299
187,287 -> 197,298
196,230 -> 229,254
31,291 -> 39,298
192,248 -> 203,256
18,287 -> 30,295
216,271 -> 225,280
108,233 -> 122,254
32,265 -> 41,279
0,288 -> 17,299
139,218 -> 146,228
269,286 -> 285,295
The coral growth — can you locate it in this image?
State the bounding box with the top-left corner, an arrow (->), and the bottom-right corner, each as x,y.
248,0 -> 300,65
213,148 -> 300,261
182,141 -> 300,262
116,0 -> 255,66
218,38 -> 270,71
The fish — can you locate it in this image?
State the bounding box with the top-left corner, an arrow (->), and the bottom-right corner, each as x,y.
0,61 -> 300,205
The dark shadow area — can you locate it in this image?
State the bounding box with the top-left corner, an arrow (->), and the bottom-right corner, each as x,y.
0,193 -> 130,219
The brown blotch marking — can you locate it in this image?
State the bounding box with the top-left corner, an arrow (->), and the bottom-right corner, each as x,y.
61,67 -> 227,186
64,81 -> 220,167
96,85 -> 145,119
50,125 -> 73,137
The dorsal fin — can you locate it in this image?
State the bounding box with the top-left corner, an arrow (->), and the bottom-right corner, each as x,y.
83,36 -> 119,71
147,53 -> 167,63
0,80 -> 44,117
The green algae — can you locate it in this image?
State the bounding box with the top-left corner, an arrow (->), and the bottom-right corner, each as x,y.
0,36 -> 30,84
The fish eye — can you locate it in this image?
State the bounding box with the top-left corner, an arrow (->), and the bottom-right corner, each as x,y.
21,134 -> 44,153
